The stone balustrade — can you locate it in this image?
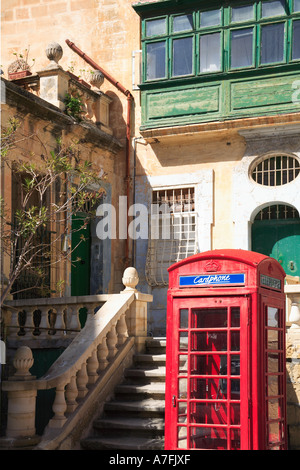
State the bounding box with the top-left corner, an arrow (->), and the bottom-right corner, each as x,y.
3,295 -> 108,347
8,41 -> 112,135
0,268 -> 153,450
66,73 -> 113,134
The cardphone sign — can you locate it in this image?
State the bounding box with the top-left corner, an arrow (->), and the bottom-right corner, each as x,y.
179,273 -> 245,288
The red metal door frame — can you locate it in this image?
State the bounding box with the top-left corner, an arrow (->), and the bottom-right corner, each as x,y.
165,295 -> 250,450
260,294 -> 287,450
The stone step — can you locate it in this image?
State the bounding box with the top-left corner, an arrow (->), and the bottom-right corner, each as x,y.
80,336 -> 167,451
115,382 -> 165,399
145,337 -> 166,354
81,435 -> 164,451
134,353 -> 166,365
104,398 -> 165,415
124,366 -> 166,381
93,416 -> 165,434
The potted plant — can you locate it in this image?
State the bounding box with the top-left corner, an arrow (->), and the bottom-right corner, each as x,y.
8,49 -> 35,80
67,63 -> 91,89
78,69 -> 92,89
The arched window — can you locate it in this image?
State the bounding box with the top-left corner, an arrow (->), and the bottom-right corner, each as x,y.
254,204 -> 300,220
251,154 -> 300,186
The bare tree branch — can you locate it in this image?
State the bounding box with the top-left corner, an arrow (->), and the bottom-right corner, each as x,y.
0,118 -> 106,306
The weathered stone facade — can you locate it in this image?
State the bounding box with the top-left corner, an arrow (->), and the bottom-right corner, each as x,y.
1,71 -> 125,296
286,329 -> 300,449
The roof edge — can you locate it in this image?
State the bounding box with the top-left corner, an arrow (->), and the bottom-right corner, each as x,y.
168,249 -> 283,273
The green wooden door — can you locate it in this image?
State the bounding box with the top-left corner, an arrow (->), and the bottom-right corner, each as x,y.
71,213 -> 91,296
71,214 -> 91,327
252,218 -> 300,277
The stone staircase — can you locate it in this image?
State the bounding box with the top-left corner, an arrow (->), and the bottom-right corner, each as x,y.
80,337 -> 166,450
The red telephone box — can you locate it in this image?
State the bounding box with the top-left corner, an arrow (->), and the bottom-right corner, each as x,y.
165,249 -> 287,450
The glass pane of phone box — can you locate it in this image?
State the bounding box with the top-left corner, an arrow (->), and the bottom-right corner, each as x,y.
186,427 -> 241,450
192,308 -> 227,327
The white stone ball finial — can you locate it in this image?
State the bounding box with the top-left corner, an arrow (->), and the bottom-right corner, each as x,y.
45,42 -> 63,66
122,267 -> 139,292
12,346 -> 34,380
89,69 -> 104,89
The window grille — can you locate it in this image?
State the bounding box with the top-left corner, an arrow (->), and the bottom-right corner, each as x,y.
146,187 -> 198,286
251,154 -> 300,186
254,204 -> 300,221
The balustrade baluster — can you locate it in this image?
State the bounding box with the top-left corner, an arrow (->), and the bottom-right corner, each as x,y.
20,309 -> 32,338
49,383 -> 67,428
54,305 -> 66,337
116,312 -> 128,346
86,304 -> 96,321
97,336 -> 109,371
48,309 -> 56,335
85,97 -> 94,119
107,322 -> 118,360
65,375 -> 78,414
7,309 -> 19,339
39,306 -> 50,339
68,305 -> 81,336
76,362 -> 89,399
32,309 -> 40,336
87,349 -> 99,384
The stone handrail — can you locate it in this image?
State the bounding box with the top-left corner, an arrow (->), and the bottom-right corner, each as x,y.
1,268 -> 153,450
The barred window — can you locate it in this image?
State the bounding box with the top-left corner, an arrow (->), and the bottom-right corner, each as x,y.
254,204 -> 300,220
146,187 -> 198,286
251,154 -> 300,186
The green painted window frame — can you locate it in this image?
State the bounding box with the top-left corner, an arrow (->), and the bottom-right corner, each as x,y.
141,0 -> 300,83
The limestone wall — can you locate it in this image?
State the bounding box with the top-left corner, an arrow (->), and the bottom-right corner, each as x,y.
286,329 -> 300,449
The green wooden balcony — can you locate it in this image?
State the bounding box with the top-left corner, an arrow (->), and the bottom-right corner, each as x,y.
135,0 -> 300,130
140,67 -> 300,130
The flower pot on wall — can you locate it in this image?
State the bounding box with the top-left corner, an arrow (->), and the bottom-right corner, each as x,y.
8,70 -> 32,80
67,71 -> 91,89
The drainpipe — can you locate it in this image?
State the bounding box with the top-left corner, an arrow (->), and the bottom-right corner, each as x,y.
65,39 -> 134,267
132,136 -> 146,268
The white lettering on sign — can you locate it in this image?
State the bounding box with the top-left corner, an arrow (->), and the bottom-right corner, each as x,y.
179,273 -> 245,287
193,274 -> 231,285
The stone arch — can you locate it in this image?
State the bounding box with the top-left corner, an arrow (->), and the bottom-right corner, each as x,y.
251,202 -> 300,276
250,201 -> 300,223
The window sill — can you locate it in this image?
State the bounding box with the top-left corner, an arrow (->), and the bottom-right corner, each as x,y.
139,62 -> 300,90
139,112 -> 300,141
